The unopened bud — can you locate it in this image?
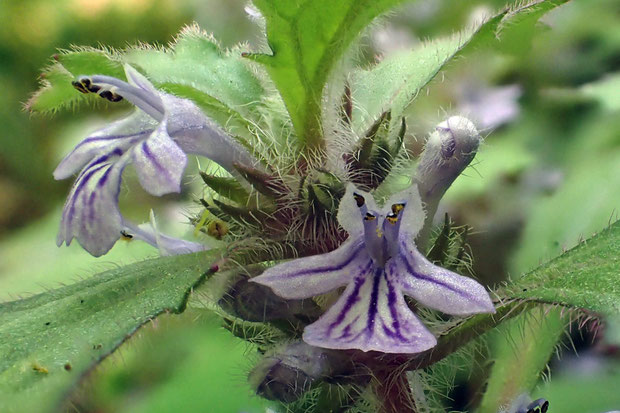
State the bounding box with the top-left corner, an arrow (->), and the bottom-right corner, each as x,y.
249,341 -> 356,403
219,275 -> 322,323
415,116 -> 481,248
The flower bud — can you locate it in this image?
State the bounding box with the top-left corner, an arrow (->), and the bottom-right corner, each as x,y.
219,274 -> 322,323
415,116 -> 481,248
249,341 -> 356,403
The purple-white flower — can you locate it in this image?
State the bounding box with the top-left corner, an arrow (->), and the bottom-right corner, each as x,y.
252,184 -> 495,353
54,64 -> 256,256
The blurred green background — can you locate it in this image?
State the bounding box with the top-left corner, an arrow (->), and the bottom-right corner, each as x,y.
0,0 -> 618,412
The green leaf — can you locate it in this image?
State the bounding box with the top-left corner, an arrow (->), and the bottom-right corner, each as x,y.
580,72 -> 620,112
477,308 -> 567,413
28,27 -> 264,131
507,219 -> 620,315
27,49 -> 125,113
126,26 -> 264,126
0,250 -> 221,413
249,0 -> 409,151
351,0 -> 569,134
200,172 -> 251,205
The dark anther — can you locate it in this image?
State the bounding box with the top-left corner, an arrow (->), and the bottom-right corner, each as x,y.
120,230 -> 133,239
71,80 -> 89,94
107,93 -> 123,102
353,192 -> 365,207
364,212 -> 376,221
99,90 -> 114,101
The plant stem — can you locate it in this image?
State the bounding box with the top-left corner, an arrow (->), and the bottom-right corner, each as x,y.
374,369 -> 417,413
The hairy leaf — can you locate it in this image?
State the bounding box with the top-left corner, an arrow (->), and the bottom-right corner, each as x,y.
351,0 -> 569,134
508,220 -> 620,315
126,26 -> 264,125
477,308 -> 567,413
249,0 -> 408,150
27,49 -> 124,113
28,26 -> 264,130
0,250 -> 221,413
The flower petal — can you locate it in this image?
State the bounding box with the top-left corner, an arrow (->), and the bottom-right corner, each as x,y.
303,266 -> 437,353
122,211 -> 206,256
57,152 -> 130,257
124,64 -> 161,99
336,183 -> 379,237
163,93 -> 259,175
252,237 -> 371,299
54,112 -> 155,179
131,118 -> 187,196
394,239 -> 495,315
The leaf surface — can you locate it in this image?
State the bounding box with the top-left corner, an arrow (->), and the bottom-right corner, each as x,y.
250,0 -> 409,150
508,220 -> 620,315
0,250 -> 220,413
351,0 -> 569,133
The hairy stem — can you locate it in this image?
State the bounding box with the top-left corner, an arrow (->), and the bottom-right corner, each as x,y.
374,369 -> 417,413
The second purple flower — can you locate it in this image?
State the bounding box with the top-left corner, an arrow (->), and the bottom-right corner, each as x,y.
252,184 -> 495,353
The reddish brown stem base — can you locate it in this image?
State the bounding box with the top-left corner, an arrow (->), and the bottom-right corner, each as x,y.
374,370 -> 417,413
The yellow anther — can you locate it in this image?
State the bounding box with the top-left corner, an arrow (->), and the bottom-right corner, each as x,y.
386,214 -> 398,224
391,203 -> 405,215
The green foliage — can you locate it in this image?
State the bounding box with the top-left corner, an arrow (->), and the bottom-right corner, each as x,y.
350,0 -> 569,134
477,308 -> 566,413
28,26 -> 264,138
0,250 -> 220,413
249,0 -> 408,151
126,26 -> 265,131
532,360 -> 620,413
200,172 -> 251,205
479,221 -> 620,412
508,220 -> 620,315
27,49 -> 125,113
74,311 -> 271,413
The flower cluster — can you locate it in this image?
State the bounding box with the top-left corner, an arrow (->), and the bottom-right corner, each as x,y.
252,184 -> 495,353
54,65 -> 257,256
54,65 -> 494,355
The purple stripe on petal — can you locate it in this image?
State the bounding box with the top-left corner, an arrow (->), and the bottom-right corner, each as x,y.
395,242 -> 495,316
399,241 -> 472,300
83,130 -> 152,143
140,141 -> 165,173
252,238 -> 371,299
384,270 -> 407,342
286,245 -> 365,278
328,273 -> 367,333
131,123 -> 186,196
66,163 -> 110,228
365,267 -> 383,334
